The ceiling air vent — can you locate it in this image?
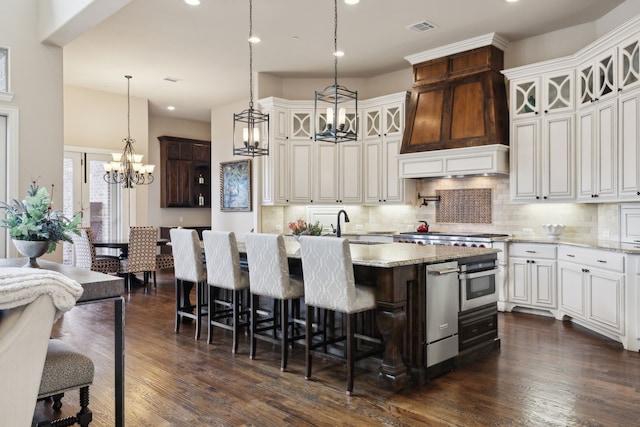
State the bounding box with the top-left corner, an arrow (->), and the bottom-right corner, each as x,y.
407,20 -> 438,33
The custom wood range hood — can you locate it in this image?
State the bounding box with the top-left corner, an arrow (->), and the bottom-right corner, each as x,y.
398,34 -> 511,178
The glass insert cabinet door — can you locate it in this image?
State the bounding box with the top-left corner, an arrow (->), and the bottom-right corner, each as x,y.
63,150 -> 120,264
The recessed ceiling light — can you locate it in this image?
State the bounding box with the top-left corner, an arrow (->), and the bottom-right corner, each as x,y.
248,36 -> 261,44
167,106 -> 176,111
184,0 -> 201,5
505,0 -> 519,3
333,50 -> 345,57
344,0 -> 360,4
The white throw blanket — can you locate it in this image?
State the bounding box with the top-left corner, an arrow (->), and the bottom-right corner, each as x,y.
0,268 -> 84,320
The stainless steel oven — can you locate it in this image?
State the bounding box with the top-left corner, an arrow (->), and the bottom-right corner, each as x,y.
459,259 -> 498,312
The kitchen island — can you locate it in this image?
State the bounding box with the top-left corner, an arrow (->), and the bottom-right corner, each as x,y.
280,238 -> 500,390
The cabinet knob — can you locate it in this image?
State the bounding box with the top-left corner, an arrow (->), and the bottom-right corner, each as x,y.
544,110 -> 548,114
536,196 -> 540,200
637,191 -> 640,196
534,111 -> 539,115
543,196 -> 547,199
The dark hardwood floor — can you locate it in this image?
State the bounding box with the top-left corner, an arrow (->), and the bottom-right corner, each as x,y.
35,270 -> 640,426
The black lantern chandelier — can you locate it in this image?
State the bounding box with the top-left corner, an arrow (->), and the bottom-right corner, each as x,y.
314,0 -> 358,143
233,0 -> 269,157
103,75 -> 155,188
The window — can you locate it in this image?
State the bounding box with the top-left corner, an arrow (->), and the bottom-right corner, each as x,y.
0,48 -> 7,93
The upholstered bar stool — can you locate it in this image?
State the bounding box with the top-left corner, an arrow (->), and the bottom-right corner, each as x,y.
72,227 -> 119,274
170,228 -> 207,340
35,339 -> 94,427
299,236 -> 382,395
202,231 -> 250,353
244,233 -> 305,370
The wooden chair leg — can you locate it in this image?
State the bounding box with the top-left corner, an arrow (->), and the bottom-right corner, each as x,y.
232,289 -> 240,354
346,313 -> 355,395
207,284 -> 214,344
281,298 -> 289,371
250,293 -> 258,360
305,304 -> 313,380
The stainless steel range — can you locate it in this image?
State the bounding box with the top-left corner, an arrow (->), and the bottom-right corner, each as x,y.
393,232 -> 509,248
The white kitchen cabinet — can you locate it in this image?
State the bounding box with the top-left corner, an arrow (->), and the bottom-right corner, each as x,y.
507,243 -> 558,316
510,69 -> 574,120
576,99 -> 617,201
618,90 -> 640,200
314,141 -> 362,204
577,50 -> 617,108
620,204 -> 640,245
510,114 -> 574,202
558,245 -> 625,337
289,110 -> 314,141
261,138 -> 290,205
289,140 -> 314,203
618,35 -> 640,92
362,93 -> 414,205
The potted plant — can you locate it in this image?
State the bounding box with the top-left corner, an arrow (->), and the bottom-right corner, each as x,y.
0,181 -> 82,267
288,218 -> 323,240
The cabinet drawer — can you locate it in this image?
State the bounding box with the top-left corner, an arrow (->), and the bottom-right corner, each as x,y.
509,243 -> 556,259
558,245 -> 624,272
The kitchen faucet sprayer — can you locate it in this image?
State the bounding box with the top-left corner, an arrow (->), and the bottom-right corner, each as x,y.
336,210 -> 350,238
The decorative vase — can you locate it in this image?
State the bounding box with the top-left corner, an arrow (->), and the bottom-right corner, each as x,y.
12,239 -> 50,268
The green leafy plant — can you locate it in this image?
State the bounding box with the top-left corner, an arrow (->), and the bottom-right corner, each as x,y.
0,181 -> 82,253
288,218 -> 323,236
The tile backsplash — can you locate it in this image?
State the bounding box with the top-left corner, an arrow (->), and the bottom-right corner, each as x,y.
261,175 -> 622,240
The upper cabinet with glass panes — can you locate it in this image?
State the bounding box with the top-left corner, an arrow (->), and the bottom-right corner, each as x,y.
619,35 -> 640,92
577,49 -> 617,108
510,69 -> 574,119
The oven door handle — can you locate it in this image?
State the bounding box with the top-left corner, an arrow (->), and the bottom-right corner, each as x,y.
459,267 -> 498,280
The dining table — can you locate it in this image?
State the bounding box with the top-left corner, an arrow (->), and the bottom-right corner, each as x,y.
0,258 -> 126,427
93,238 -> 169,259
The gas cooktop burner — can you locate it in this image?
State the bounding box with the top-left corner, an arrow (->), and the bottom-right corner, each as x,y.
393,231 -> 509,247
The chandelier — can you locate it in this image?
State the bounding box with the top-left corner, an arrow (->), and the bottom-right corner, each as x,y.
233,0 -> 269,157
103,75 -> 155,188
314,0 -> 358,143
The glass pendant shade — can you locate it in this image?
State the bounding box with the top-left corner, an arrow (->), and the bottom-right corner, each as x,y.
233,0 -> 269,157
314,0 -> 358,144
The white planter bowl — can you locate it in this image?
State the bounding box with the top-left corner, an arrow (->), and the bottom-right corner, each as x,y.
542,224 -> 565,240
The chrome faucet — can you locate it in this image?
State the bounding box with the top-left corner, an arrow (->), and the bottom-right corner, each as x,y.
336,209 -> 350,238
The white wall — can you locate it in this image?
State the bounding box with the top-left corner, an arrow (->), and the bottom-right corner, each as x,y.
0,0 -> 64,261
64,85 -> 150,227
147,115 -> 211,227
210,99 -> 259,236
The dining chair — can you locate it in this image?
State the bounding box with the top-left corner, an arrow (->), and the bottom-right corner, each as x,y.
72,227 -> 119,274
35,339 -> 94,427
202,230 -> 250,353
244,233 -> 305,371
299,235 -> 383,395
118,226 -> 157,292
154,252 -> 174,288
170,228 -> 207,339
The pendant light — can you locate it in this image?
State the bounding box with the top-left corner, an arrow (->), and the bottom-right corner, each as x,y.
314,0 -> 358,143
233,0 -> 269,157
103,75 -> 155,188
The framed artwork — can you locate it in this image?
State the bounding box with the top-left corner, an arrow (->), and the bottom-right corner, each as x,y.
220,159 -> 251,212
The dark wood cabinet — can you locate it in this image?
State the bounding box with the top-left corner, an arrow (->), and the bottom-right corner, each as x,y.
159,136 -> 211,208
458,303 -> 498,353
401,45 -> 509,153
